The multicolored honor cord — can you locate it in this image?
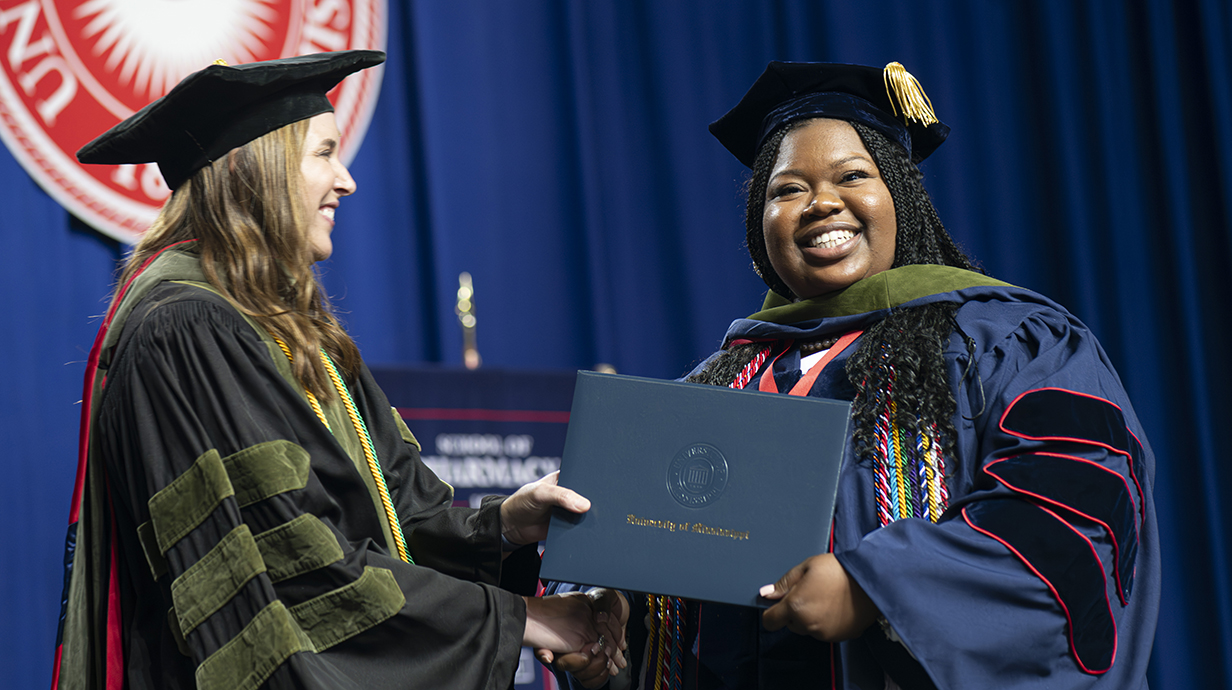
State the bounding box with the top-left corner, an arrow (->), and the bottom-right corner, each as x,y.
273,338 -> 412,564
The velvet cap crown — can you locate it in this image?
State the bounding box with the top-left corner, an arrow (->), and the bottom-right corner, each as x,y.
709,61 -> 949,167
76,50 -> 386,190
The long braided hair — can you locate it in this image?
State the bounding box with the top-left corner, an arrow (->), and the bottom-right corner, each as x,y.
689,117 -> 979,493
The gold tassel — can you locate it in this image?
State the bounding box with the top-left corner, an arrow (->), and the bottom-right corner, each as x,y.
213,59 -> 228,66
883,62 -> 939,126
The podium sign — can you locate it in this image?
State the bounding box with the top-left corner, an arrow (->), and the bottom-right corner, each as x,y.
370,365 -> 577,690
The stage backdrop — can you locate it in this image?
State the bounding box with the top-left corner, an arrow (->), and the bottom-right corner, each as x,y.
2,1 -> 1230,688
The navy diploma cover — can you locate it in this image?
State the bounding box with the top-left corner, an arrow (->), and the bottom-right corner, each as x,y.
540,371 -> 851,607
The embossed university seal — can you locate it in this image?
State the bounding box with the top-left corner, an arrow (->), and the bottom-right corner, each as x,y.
0,0 -> 387,242
667,443 -> 729,508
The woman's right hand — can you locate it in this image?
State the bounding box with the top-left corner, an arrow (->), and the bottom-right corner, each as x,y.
760,553 -> 879,642
526,590 -> 628,688
523,592 -> 595,653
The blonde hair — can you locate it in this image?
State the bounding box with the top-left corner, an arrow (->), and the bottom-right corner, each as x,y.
116,118 -> 360,398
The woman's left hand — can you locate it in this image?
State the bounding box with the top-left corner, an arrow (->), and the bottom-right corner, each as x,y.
760,553 -> 880,642
500,471 -> 590,547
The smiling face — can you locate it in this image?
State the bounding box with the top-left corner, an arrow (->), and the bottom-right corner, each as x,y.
761,119 -> 897,299
300,112 -> 356,261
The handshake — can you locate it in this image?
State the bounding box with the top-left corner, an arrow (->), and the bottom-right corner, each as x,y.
501,472 -> 628,687
524,587 -> 629,688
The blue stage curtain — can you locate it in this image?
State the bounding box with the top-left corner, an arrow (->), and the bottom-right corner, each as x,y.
3,1 -> 1228,687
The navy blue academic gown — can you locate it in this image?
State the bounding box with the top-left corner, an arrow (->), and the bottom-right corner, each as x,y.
550,269 -> 1158,690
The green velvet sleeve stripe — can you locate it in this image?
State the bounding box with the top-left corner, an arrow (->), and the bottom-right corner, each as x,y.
149,449 -> 235,553
167,608 -> 191,657
137,520 -> 168,580
171,524 -> 266,636
254,514 -> 345,583
391,407 -> 421,450
194,600 -> 316,690
222,440 -> 311,508
288,566 -> 405,652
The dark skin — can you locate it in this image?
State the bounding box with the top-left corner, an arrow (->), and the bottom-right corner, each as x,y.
551,119 -> 888,688
762,119 -> 896,300
535,589 -> 630,688
758,119 -> 888,642
760,554 -> 879,641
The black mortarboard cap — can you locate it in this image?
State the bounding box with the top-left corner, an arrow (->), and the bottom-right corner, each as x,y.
77,50 -> 386,190
709,61 -> 950,167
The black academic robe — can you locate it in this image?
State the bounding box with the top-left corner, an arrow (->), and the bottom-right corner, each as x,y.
65,248 -> 533,690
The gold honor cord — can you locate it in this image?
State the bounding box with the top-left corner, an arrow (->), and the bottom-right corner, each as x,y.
273,338 -> 412,564
882,61 -> 940,126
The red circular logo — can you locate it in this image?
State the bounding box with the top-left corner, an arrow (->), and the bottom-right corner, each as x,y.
0,0 -> 386,242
